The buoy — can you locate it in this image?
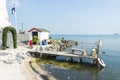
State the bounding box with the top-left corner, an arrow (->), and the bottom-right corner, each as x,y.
98,57 -> 105,67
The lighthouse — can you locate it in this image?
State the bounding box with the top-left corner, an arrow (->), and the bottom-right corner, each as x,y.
0,0 -> 11,31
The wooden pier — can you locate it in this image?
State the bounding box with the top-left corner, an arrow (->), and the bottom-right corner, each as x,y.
28,48 -> 97,63
28,40 -> 105,67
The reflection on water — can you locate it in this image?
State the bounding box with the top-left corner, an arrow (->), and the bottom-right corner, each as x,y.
37,58 -> 104,80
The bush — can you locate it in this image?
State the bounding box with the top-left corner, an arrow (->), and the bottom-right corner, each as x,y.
32,36 -> 39,45
2,26 -> 17,50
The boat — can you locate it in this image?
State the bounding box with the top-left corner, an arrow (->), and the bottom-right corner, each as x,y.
113,33 -> 119,35
74,40 -> 106,67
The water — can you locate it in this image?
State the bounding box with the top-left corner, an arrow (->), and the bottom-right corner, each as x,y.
42,34 -> 120,80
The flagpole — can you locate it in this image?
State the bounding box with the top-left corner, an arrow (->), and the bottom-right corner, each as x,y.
14,3 -> 17,31
11,2 -> 17,31
14,8 -> 17,31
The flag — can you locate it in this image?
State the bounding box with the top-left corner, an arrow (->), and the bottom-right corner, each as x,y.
11,7 -> 15,14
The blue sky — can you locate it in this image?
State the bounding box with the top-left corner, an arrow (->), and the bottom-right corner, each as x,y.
7,0 -> 120,34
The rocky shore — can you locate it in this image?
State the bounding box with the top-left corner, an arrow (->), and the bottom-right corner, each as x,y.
0,33 -> 78,80
0,33 -> 48,80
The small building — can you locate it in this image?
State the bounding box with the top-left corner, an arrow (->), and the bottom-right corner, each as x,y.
28,28 -> 50,42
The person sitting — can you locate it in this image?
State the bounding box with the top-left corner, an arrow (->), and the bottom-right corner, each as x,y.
42,39 -> 47,51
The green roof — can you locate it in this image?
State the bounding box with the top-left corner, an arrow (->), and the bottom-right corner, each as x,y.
37,28 -> 49,32
28,28 -> 50,32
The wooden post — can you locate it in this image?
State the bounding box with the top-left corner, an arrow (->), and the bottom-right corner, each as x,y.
80,58 -> 83,63
40,52 -> 42,58
78,58 -> 80,63
78,58 -> 82,63
66,57 -> 69,61
70,57 -> 73,62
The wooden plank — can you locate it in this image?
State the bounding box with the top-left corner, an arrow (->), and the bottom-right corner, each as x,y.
71,48 -> 85,51
42,51 -> 92,59
28,50 -> 95,59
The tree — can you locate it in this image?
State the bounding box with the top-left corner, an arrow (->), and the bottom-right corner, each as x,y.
2,26 -> 17,50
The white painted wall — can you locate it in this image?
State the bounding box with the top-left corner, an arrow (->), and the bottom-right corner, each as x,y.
28,30 -> 49,42
28,32 -> 32,40
39,32 -> 49,42
0,0 -> 11,30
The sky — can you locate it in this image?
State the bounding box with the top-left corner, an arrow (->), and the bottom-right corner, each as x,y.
6,0 -> 120,34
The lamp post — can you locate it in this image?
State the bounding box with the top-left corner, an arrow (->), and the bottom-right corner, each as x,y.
95,39 -> 102,58
19,23 -> 24,32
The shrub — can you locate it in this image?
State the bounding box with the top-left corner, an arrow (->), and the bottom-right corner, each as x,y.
2,26 -> 17,50
32,36 -> 39,44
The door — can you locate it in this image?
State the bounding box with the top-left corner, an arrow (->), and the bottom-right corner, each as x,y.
32,31 -> 38,37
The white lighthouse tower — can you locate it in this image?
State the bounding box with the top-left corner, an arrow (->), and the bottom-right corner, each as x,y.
0,0 -> 11,31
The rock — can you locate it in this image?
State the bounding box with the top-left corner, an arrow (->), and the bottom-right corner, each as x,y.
57,39 -> 78,51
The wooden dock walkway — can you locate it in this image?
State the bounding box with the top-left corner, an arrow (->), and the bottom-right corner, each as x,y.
42,51 -> 93,58
28,47 -> 101,66
27,40 -> 106,67
28,50 -> 95,60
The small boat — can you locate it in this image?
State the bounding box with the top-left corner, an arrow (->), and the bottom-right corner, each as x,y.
97,57 -> 105,67
113,33 -> 119,35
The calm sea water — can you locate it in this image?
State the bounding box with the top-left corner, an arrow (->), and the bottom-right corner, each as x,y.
42,35 -> 120,80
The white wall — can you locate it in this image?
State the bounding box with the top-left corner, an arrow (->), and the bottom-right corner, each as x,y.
28,30 -> 49,42
0,0 -> 11,30
28,32 -> 32,40
39,32 -> 49,42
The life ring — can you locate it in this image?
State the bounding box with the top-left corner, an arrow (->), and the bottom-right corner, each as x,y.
98,57 -> 105,67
